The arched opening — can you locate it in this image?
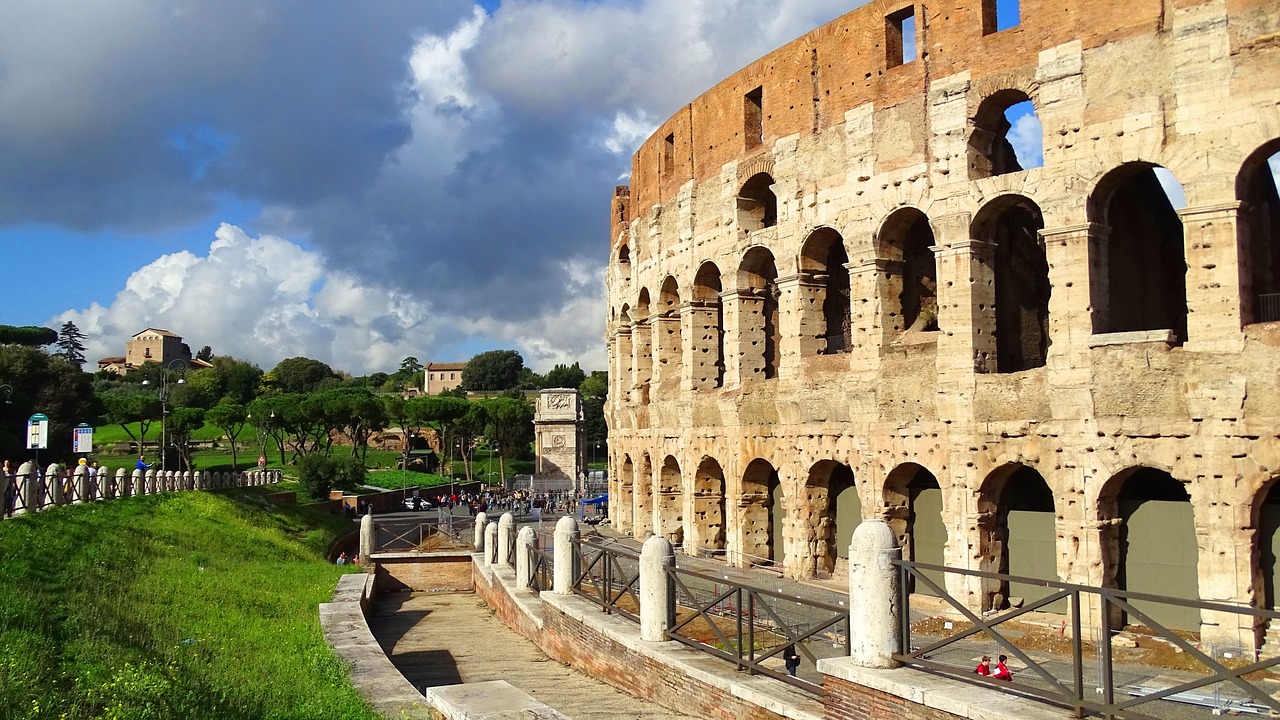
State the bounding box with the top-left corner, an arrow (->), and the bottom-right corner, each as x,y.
1090,163 -> 1188,343
1238,142 -> 1280,323
799,228 -> 851,354
618,455 -> 635,534
974,194 -> 1050,372
657,276 -> 683,385
978,464 -> 1058,612
742,458 -> 782,566
739,247 -> 780,380
877,208 -> 939,338
614,305 -> 634,402
1255,479 -> 1280,647
657,455 -> 683,545
692,262 -> 725,389
805,460 -> 860,578
885,464 -> 947,596
617,243 -> 631,281
1099,467 -> 1198,631
634,453 -> 653,539
738,172 -> 777,232
969,90 -> 1043,178
633,289 -> 653,401
691,457 -> 727,555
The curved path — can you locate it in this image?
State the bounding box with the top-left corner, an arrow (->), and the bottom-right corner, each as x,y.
367,591 -> 699,720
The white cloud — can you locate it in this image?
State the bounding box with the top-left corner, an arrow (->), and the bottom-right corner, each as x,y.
1007,111 -> 1044,170
603,110 -> 656,156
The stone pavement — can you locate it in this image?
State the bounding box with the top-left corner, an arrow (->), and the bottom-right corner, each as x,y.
367,591 -> 700,720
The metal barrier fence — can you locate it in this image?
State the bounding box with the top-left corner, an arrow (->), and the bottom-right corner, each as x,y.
573,537 -> 642,622
666,563 -> 848,694
895,559 -> 1280,719
527,543 -> 553,592
372,516 -> 469,553
1258,293 -> 1280,323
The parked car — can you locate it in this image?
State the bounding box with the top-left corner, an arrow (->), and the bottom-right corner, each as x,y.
403,495 -> 434,512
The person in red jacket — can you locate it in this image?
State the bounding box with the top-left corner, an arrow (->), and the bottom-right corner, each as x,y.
974,656 -> 992,676
992,654 -> 1013,681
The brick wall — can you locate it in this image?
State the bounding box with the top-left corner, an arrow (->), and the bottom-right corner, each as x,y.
376,555 -> 473,592
824,677 -> 963,720
473,563 -> 798,720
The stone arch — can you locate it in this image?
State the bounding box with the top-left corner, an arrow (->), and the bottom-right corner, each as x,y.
691,262 -> 725,389
633,453 -> 653,539
1253,477 -> 1280,648
876,207 -> 939,338
690,456 -> 727,555
969,88 -> 1042,178
1097,466 -> 1198,631
805,460 -> 861,578
798,228 -> 851,355
657,455 -> 683,545
1237,140 -> 1280,324
738,247 -> 781,380
1088,162 -> 1188,343
884,463 -> 947,596
616,243 -> 632,281
976,463 -> 1058,612
633,288 -> 654,399
656,275 -> 683,384
741,458 -> 783,566
738,172 -> 778,232
617,454 -> 635,534
972,193 -> 1050,373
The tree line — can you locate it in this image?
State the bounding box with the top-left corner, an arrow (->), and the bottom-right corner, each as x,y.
0,324 -> 607,476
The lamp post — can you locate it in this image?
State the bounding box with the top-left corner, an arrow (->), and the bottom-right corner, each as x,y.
0,384 -> 12,405
144,359 -> 187,472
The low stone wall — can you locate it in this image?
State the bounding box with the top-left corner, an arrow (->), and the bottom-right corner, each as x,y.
374,551 -> 474,593
818,660 -> 1060,720
473,556 -> 823,720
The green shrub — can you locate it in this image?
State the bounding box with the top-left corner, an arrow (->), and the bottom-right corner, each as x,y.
333,455 -> 367,491
296,454 -> 336,500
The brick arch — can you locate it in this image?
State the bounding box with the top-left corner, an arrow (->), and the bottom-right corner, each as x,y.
882,462 -> 948,596
737,157 -> 775,184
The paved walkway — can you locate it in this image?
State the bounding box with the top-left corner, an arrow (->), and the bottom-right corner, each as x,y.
367,591 -> 700,720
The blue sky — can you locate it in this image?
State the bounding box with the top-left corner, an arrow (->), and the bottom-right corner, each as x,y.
0,1 -> 1269,375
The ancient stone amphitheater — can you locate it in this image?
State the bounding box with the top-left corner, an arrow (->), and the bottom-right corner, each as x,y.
604,0 -> 1280,649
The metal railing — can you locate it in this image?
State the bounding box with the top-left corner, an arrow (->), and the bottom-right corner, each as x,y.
372,517 -> 469,553
506,528 -> 517,569
527,544 -> 553,592
573,537 -> 642,622
894,559 -> 1280,719
1258,293 -> 1280,323
665,563 -> 848,695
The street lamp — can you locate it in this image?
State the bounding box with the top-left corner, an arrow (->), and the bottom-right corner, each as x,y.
143,359 -> 187,471
0,384 -> 12,405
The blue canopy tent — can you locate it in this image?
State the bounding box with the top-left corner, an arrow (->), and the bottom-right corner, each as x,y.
577,494 -> 609,523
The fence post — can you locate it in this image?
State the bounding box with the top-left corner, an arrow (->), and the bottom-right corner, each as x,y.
16,461 -> 36,516
848,520 -> 902,668
359,513 -> 374,567
73,464 -> 89,504
498,512 -> 515,565
485,522 -> 499,566
640,535 -> 675,642
553,516 -> 579,595
516,526 -> 535,589
48,464 -> 63,506
112,468 -> 125,499
473,511 -> 488,552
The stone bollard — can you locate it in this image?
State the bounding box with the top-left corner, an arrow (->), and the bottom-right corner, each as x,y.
497,512 -> 515,565
516,526 -> 536,590
48,464 -> 64,506
73,465 -> 89,504
640,535 -> 676,642
16,461 -> 36,516
143,468 -> 155,494
485,522 -> 499,565
111,468 -> 125,499
848,520 -> 902,668
181,471 -> 191,491
128,468 -> 141,496
553,516 -> 579,595
359,513 -> 374,568
473,512 -> 489,551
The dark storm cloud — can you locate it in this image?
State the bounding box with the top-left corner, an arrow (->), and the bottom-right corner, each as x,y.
0,0 -> 473,231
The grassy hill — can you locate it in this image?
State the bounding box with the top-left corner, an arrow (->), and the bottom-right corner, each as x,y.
0,489 -> 379,720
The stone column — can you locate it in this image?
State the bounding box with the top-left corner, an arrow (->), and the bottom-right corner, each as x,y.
683,300 -> 723,391
553,516 -> 579,595
48,464 -> 64,506
848,520 -> 902,668
1181,202 -> 1247,352
16,461 -> 36,516
612,328 -> 634,403
652,310 -> 682,389
775,273 -> 812,375
516,526 -> 536,590
73,465 -> 89,504
1040,223 -> 1104,419
473,511 -> 489,551
497,512 -> 515,565
485,522 -> 499,566
359,513 -> 374,567
639,535 -> 676,642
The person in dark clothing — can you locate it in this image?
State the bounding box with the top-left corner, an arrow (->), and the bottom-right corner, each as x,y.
783,645 -> 801,677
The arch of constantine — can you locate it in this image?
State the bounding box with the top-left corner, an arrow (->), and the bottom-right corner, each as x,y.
605,0 -> 1280,649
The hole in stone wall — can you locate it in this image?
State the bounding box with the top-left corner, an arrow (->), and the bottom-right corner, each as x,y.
969,91 -> 1041,179
693,262 -> 725,389
886,7 -> 916,67
974,195 -> 1050,372
738,172 -> 777,231
744,86 -> 763,148
982,0 -> 1021,34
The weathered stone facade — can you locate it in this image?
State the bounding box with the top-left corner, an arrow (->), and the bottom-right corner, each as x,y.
605,0 -> 1280,649
534,389 -> 585,491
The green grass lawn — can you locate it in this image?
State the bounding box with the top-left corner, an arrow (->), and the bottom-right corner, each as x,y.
0,489 -> 377,720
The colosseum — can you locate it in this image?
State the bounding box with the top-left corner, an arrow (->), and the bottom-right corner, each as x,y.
605,0 -> 1280,649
